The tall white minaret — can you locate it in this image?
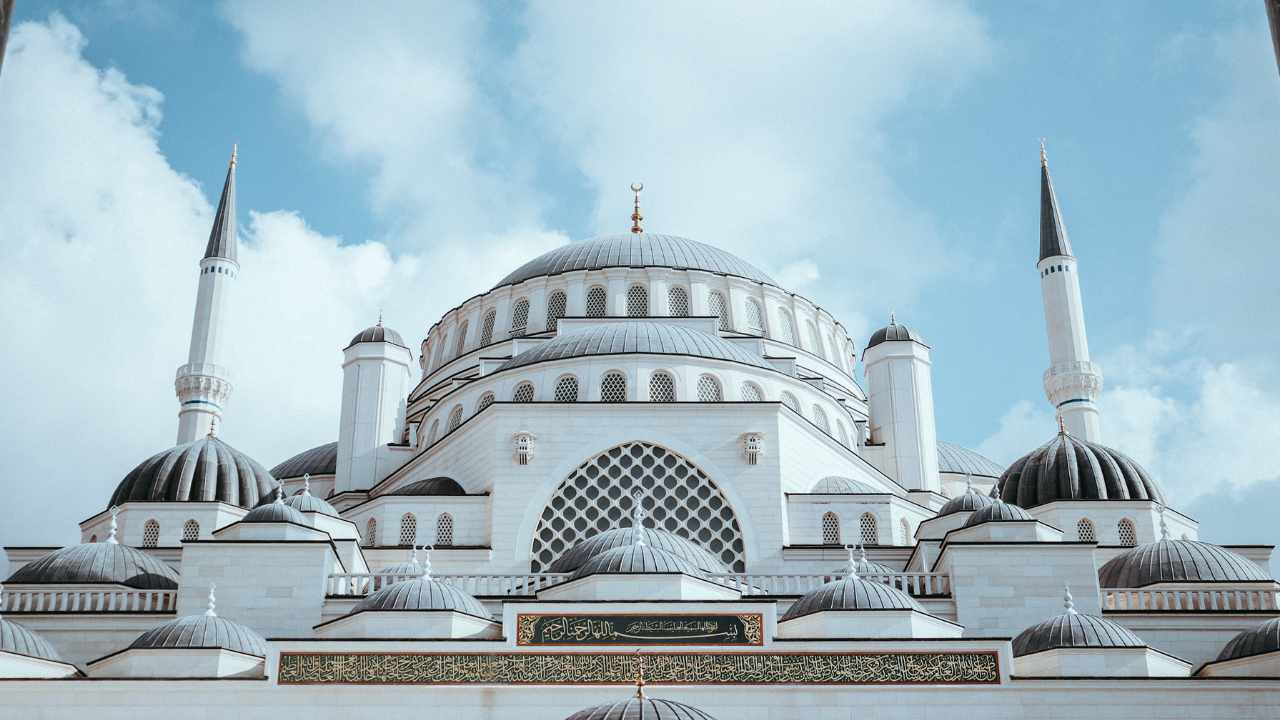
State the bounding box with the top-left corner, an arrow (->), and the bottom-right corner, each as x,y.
1038,142 -> 1102,441
175,147 -> 239,443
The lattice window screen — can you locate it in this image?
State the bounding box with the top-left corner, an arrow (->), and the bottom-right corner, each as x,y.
436,513 -> 454,546
600,372 -> 628,402
708,291 -> 729,331
365,518 -> 377,547
696,374 -> 722,402
812,405 -> 830,433
476,392 -> 495,412
1077,518 -> 1096,542
777,311 -> 796,344
859,513 -> 878,545
546,291 -> 567,331
399,513 -> 417,546
740,382 -> 763,402
744,299 -> 764,333
554,375 -> 580,402
447,405 -> 464,431
649,372 -> 676,402
586,287 -> 607,317
454,321 -> 469,358
1117,518 -> 1137,547
668,286 -> 689,316
780,392 -> 800,413
142,519 -> 159,548
480,309 -> 496,346
182,519 -> 200,542
510,298 -> 530,335
821,512 -> 841,545
627,284 -> 649,317
512,382 -> 536,402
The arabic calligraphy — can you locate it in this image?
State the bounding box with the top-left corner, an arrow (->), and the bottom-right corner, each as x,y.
515,614 -> 763,646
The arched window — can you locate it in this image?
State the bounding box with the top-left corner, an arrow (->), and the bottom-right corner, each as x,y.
807,320 -> 822,354
696,374 -> 722,402
859,513 -> 878,546
446,404 -> 464,431
431,334 -> 447,369
476,392 -> 495,412
812,405 -> 830,433
899,518 -> 912,546
739,382 -> 763,402
554,375 -> 580,402
649,372 -> 676,402
399,513 -> 417,546
512,381 -> 536,402
1117,518 -> 1137,547
780,392 -> 800,413
435,513 -> 455,546
425,419 -> 440,445
627,284 -> 649,317
142,519 -> 160,548
546,290 -> 567,331
1077,518 -> 1096,542
777,310 -> 796,344
365,517 -> 377,547
600,371 -> 628,402
509,298 -> 530,336
89,534 -> 97,543
836,421 -> 850,447
821,512 -> 841,545
453,320 -> 469,358
479,308 -> 496,346
586,286 -> 607,317
824,331 -> 839,362
668,286 -> 689,316
182,519 -> 200,542
744,298 -> 764,333
708,291 -> 729,331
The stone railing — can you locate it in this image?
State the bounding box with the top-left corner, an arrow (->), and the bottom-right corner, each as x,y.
326,573 -> 571,597
0,587 -> 178,613
1102,586 -> 1279,612
708,572 -> 951,597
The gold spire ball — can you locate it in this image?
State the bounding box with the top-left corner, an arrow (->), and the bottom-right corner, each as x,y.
630,183 -> 644,234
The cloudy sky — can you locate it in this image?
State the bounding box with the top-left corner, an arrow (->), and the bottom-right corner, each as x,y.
1,1 -> 1278,557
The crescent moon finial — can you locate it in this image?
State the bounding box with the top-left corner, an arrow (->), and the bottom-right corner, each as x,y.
630,182 -> 644,233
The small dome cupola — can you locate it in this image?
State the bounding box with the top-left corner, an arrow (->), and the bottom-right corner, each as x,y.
5,511 -> 179,590
562,495 -> 714,582
270,441 -> 338,480
243,493 -> 307,525
1012,586 -> 1146,657
1098,511 -> 1270,588
938,479 -> 997,517
1215,617 -> 1280,664
564,653 -> 720,720
782,547 -> 925,622
390,476 -> 467,496
347,316 -> 406,349
497,321 -> 773,373
963,499 -> 1034,528
550,526 -> 727,574
995,420 -> 1164,509
352,548 -> 489,620
283,474 -> 338,516
128,585 -> 267,657
0,586 -> 64,663
109,433 -> 278,510
864,313 -> 927,354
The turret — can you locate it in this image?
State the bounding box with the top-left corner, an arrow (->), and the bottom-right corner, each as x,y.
1037,142 -> 1102,441
862,315 -> 940,493
335,319 -> 413,493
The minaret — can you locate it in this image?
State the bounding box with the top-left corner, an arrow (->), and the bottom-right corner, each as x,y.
1037,142 -> 1102,441
175,146 -> 239,443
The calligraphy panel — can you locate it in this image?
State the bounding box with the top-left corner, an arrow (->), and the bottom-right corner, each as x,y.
515,614 -> 764,646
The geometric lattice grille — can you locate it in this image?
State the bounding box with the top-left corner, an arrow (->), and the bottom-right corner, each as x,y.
436,513 -> 454,546
182,519 -> 200,542
142,519 -> 159,548
696,374 -> 722,402
546,291 -> 567,332
554,375 -> 580,402
510,298 -> 530,336
859,513 -> 878,545
600,372 -> 627,402
777,311 -> 796,344
744,299 -> 764,333
811,405 -> 830,433
1077,518 -> 1096,543
649,372 -> 675,402
668,286 -> 689,316
586,286 -> 607,317
627,284 -> 648,317
476,392 -> 495,412
365,518 -> 377,547
512,382 -> 536,402
740,382 -> 763,402
531,442 -> 746,572
480,309 -> 496,346
780,392 -> 800,413
1117,518 -> 1137,547
447,404 -> 464,431
400,513 -> 417,546
821,512 -> 841,545
708,291 -> 729,331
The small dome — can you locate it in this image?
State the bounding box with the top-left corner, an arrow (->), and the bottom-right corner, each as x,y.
352,576 -> 489,620
938,484 -> 996,517
109,436 -> 278,511
1098,539 -> 1270,588
565,696 -> 719,720
963,499 -> 1034,528
270,441 -> 337,479
781,576 -> 924,621
865,318 -> 926,352
811,476 -> 878,494
937,441 -> 1003,478
390,476 -> 466,496
242,499 -> 306,525
568,544 -> 707,581
835,548 -> 894,576
1216,617 -> 1280,663
995,431 -> 1165,509
130,614 -> 267,657
379,560 -> 424,575
0,618 -> 62,662
284,490 -> 338,516
1012,610 -> 1146,657
348,323 -> 406,349
6,542 -> 178,589
498,321 -> 773,373
550,527 -> 727,574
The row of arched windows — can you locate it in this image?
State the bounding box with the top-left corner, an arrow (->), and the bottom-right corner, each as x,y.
1076,517 -> 1139,546
137,518 -> 201,547
365,513 -> 455,547
820,512 -> 915,547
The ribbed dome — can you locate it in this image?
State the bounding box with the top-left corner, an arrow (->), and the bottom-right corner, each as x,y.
352,576 -> 489,619
498,321 -> 772,373
937,441 -> 1003,478
6,543 -> 178,589
347,323 -> 405,348
495,233 -> 776,290
865,320 -> 926,351
1012,610 -> 1146,657
390,476 -> 466,496
550,527 -> 727,574
781,576 -> 924,621
1217,617 -> 1280,663
565,696 -> 719,720
810,476 -> 878,494
270,441 -> 337,479
938,485 -> 996,517
130,614 -> 267,657
1098,539 -> 1271,588
995,431 -> 1165,509
569,544 -> 708,581
963,499 -> 1034,528
284,489 -> 338,516
242,499 -> 306,525
109,436 -> 278,510
0,618 -> 62,662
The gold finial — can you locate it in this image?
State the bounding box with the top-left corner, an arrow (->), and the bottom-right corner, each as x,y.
630,183 -> 644,234
1057,414 -> 1067,436
633,649 -> 647,698
1039,138 -> 1047,167
230,143 -> 238,169
208,418 -> 218,438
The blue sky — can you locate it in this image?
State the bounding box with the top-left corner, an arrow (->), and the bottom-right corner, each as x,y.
1,1 -> 1278,551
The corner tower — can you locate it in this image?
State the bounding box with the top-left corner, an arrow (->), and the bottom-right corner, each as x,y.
175,147 -> 239,443
862,316 -> 940,494
336,320 -> 413,493
1038,143 -> 1102,441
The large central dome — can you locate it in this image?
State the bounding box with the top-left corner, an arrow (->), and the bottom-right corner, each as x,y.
493,233 -> 777,290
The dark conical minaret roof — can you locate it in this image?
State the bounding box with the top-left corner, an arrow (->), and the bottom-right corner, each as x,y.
1039,141 -> 1073,262
204,145 -> 238,262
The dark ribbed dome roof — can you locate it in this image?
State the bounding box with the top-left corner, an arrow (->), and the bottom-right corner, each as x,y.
130,613 -> 267,657
498,322 -> 772,373
550,527 -> 727,574
1012,609 -> 1146,657
6,542 -> 179,589
270,441 -> 337,479
569,544 -> 708,581
963,499 -> 1034,528
242,499 -> 306,525
1216,618 -> 1280,663
284,489 -> 338,516
347,323 -> 406,349
865,319 -> 926,351
937,441 -> 1003,478
0,618 -> 62,662
938,485 -> 997,517
390,476 -> 466,496
565,696 -> 719,720
781,576 -> 924,621
495,233 -> 776,290
1098,539 -> 1271,588
109,436 -> 278,510
995,431 -> 1165,509
352,576 -> 489,619
810,476 -> 878,494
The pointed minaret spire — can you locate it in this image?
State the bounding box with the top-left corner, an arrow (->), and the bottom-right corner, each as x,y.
205,145 -> 239,262
1039,139 -> 1073,262
630,183 -> 644,234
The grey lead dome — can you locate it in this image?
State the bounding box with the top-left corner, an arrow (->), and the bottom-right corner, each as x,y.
347,324 -> 406,349
109,436 -> 279,511
550,527 -> 727,574
242,500 -> 306,525
270,441 -> 337,480
499,321 -> 773,373
6,542 -> 179,589
1097,539 -> 1270,588
865,320 -> 926,352
568,544 -> 708,581
565,697 -> 719,720
0,618 -> 63,662
937,441 -> 1004,478
1216,617 -> 1280,663
129,614 -> 267,657
996,431 -> 1165,509
1012,611 -> 1146,657
781,576 -> 925,621
352,576 -> 490,620
963,499 -> 1034,528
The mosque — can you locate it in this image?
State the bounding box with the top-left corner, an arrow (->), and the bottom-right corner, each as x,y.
2,145 -> 1278,717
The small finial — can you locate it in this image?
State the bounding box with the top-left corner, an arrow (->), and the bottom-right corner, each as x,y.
422,544 -> 433,579
964,477 -> 974,495
1039,138 -> 1047,167
275,489 -> 286,506
1158,504 -> 1169,541
1063,583 -> 1076,614
205,583 -> 217,617
888,310 -> 897,326
207,418 -> 218,438
858,542 -> 871,569
633,649 -> 647,698
630,488 -> 648,547
377,309 -> 383,327
230,143 -> 238,168
844,544 -> 860,579
302,473 -> 312,497
630,183 -> 644,234
1057,414 -> 1067,436
107,506 -> 119,544
409,543 -> 420,569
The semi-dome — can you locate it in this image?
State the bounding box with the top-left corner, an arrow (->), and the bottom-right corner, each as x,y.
938,482 -> 996,517
1216,617 -> 1280,664
0,617 -> 62,662
270,441 -> 337,479
995,429 -> 1165,509
865,318 -> 926,352
963,499 -> 1034,527
937,441 -> 1003,478
498,321 -> 773,373
565,695 -> 719,720
109,435 -> 278,510
130,613 -> 267,657
568,544 -> 708,581
810,476 -> 878,494
390,476 -> 467,496
242,497 -> 306,525
550,527 -> 728,574
1098,539 -> 1270,588
352,576 -> 489,620
1012,601 -> 1146,657
347,323 -> 405,349
781,575 -> 925,621
495,233 -> 776,290
7,542 -> 179,589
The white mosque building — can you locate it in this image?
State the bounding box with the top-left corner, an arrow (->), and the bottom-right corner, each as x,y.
2,146 -> 1279,717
